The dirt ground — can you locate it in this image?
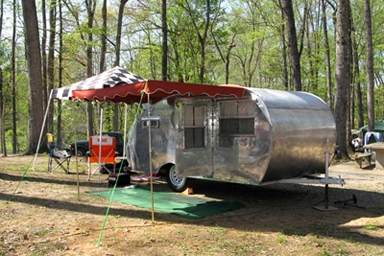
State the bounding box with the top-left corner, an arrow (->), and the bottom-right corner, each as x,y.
1,155 -> 384,256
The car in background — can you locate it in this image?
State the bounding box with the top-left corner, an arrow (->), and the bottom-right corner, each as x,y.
68,132 -> 125,157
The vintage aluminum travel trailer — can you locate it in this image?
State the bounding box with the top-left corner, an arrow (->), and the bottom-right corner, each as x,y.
127,88 -> 342,192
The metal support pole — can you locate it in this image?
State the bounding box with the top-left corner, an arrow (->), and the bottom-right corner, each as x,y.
147,94 -> 155,222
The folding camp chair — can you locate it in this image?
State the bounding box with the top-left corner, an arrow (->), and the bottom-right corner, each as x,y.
87,135 -> 117,181
47,133 -> 71,173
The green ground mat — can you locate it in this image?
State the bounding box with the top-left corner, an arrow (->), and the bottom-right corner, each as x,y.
89,187 -> 243,220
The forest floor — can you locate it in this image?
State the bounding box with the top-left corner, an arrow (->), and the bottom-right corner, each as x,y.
0,155 -> 384,256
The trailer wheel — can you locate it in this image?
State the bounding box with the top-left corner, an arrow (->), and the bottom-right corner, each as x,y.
166,165 -> 189,192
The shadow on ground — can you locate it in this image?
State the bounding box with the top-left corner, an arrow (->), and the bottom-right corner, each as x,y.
1,169 -> 383,248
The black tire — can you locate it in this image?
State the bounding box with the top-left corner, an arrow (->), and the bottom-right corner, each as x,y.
75,148 -> 86,157
166,165 -> 190,192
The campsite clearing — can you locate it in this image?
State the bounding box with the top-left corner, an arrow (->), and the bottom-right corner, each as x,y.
1,155 -> 384,255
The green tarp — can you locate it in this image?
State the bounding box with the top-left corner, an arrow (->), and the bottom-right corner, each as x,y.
89,187 -> 243,220
359,120 -> 384,132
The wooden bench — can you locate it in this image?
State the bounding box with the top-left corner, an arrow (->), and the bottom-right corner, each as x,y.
354,152 -> 373,168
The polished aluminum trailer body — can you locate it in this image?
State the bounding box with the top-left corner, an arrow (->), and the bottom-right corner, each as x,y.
128,88 -> 335,185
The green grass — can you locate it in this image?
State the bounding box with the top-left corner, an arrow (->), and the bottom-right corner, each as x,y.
364,224 -> 380,231
35,229 -> 50,236
277,233 -> 287,243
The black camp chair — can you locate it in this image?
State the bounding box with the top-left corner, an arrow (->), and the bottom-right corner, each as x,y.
47,134 -> 71,173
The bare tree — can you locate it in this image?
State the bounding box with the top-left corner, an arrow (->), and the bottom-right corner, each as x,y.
178,0 -> 212,83
114,0 -> 128,68
351,21 -> 364,129
11,0 -> 17,153
0,0 -> 4,155
113,0 -> 128,131
281,0 -> 302,91
0,71 -> 4,156
278,1 -> 289,91
364,0 -> 374,132
41,0 -> 47,112
85,0 -> 96,136
322,0 -> 333,106
212,31 -> 236,85
47,0 -> 57,137
0,0 -> 4,154
0,67 -> 4,156
162,0 -> 168,81
56,0 -> 64,145
334,0 -> 352,159
21,0 -> 45,154
0,0 -> 13,156
0,0 -> 3,38
100,0 -> 107,72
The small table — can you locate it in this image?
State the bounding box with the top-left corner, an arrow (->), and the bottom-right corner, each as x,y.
363,142 -> 384,170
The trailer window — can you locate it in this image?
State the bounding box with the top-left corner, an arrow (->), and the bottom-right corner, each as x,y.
142,117 -> 160,128
219,101 -> 255,147
184,105 -> 205,149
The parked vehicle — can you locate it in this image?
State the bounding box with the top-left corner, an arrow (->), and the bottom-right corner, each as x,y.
127,88 -> 340,192
68,132 -> 125,157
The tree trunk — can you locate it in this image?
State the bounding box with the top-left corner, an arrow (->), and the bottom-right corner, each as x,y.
200,0 -> 210,83
0,0 -> 4,154
41,0 -> 48,114
47,0 -> 57,138
322,0 -> 333,107
0,67 -> 6,156
334,0 -> 352,159
364,0 -> 374,132
56,0 -> 63,146
352,28 -> 364,129
162,0 -> 168,81
86,0 -> 95,136
100,0 -> 117,131
0,0 -> 3,155
281,0 -> 302,91
21,0 -> 45,154
211,24 -> 236,85
0,0 -> 3,39
180,0 -> 211,83
113,0 -> 128,131
10,0 -> 16,154
100,0 -> 107,73
279,5 -> 289,91
113,0 -> 128,132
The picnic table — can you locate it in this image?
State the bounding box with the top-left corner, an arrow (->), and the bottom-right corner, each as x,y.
363,142 -> 384,170
354,152 -> 373,168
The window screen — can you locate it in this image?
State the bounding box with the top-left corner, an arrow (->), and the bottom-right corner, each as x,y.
219,101 -> 255,147
184,105 -> 205,149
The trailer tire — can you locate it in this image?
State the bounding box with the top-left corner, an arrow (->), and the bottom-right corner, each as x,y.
166,165 -> 189,192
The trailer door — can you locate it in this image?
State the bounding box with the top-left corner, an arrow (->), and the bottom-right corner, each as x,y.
213,99 -> 262,183
175,99 -> 213,177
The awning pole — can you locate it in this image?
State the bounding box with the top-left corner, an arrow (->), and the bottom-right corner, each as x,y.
147,93 -> 155,223
32,90 -> 53,170
74,107 -> 80,200
98,108 -> 103,183
123,104 -> 127,158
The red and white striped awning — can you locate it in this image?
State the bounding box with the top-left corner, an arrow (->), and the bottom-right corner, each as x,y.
52,66 -> 245,104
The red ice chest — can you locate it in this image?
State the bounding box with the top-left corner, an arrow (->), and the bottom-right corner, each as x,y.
88,135 -> 116,164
